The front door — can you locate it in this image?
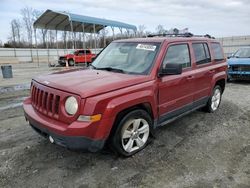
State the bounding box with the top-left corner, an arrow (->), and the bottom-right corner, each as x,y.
158,43 -> 194,124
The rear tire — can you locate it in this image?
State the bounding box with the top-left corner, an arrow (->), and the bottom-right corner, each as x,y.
204,85 -> 222,113
68,59 -> 74,66
110,109 -> 152,157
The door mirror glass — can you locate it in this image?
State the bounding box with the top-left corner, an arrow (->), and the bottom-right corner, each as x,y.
160,63 -> 182,76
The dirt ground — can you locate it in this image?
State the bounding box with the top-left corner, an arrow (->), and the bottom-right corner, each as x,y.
0,82 -> 249,188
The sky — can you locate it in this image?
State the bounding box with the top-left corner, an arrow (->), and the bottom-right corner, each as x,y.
0,0 -> 250,43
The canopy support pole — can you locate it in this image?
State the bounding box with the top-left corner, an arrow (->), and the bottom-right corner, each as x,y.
111,27 -> 115,41
65,31 -> 68,54
46,30 -> 50,66
93,24 -> 97,55
70,21 -> 75,49
119,27 -> 123,39
34,28 -> 39,67
126,29 -> 130,38
82,23 -> 87,64
103,27 -> 106,47
56,30 -> 59,59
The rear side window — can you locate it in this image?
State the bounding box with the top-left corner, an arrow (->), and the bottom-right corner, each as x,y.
163,44 -> 191,68
211,43 -> 224,62
192,43 -> 211,65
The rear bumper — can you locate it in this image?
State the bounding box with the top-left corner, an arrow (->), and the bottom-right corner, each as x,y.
23,98 -> 110,152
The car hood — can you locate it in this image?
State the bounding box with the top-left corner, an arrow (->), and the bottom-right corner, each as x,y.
34,68 -> 151,98
228,58 -> 250,65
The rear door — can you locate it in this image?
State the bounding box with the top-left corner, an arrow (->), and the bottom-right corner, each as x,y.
191,42 -> 214,102
158,42 -> 195,123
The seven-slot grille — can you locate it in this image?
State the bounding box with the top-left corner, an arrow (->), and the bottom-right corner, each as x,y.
232,65 -> 250,72
31,84 -> 60,119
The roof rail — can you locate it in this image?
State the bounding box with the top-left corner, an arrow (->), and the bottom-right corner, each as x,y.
147,32 -> 215,39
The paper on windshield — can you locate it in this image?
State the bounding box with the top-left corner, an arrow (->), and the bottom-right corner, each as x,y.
136,44 -> 156,51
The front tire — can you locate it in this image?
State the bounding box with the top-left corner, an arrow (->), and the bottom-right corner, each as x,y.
205,85 -> 222,113
111,109 -> 152,156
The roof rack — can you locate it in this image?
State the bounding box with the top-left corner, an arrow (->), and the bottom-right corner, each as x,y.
147,32 -> 215,39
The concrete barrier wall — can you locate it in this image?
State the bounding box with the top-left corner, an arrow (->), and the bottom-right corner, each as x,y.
1,35 -> 250,63
217,35 -> 250,57
0,48 -> 103,64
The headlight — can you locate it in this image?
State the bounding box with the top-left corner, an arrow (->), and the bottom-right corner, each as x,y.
65,96 -> 78,115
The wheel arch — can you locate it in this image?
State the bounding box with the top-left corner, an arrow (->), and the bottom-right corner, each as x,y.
214,78 -> 226,93
107,102 -> 155,141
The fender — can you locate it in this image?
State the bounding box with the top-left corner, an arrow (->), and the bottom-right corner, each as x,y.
82,84 -> 158,140
103,90 -> 157,119
210,70 -> 226,95
99,90 -> 157,139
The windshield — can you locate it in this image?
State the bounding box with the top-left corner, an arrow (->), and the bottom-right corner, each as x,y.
92,42 -> 161,75
233,48 -> 250,58
69,50 -> 76,55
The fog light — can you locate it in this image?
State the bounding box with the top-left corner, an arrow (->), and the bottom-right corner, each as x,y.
78,114 -> 102,122
49,136 -> 54,143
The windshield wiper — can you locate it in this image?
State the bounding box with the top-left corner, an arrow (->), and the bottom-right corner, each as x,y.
95,67 -> 124,73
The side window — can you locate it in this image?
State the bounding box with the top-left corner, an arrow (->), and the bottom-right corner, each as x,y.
162,44 -> 191,68
211,43 -> 224,62
78,51 -> 85,56
192,43 -> 211,65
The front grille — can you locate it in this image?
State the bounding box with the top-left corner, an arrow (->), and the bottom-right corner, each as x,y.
31,84 -> 60,119
232,65 -> 250,72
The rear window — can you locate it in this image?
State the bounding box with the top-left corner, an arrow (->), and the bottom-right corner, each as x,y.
211,43 -> 224,62
192,43 -> 211,65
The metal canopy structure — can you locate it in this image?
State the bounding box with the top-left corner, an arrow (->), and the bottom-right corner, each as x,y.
33,9 -> 137,66
34,9 -> 137,33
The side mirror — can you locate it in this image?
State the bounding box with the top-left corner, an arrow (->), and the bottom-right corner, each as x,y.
160,63 -> 182,76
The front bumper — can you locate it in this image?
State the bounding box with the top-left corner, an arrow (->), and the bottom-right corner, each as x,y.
228,71 -> 250,80
23,98 -> 110,152
29,122 -> 105,152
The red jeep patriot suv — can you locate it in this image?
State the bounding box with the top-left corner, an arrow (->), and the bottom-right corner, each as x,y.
23,35 -> 227,156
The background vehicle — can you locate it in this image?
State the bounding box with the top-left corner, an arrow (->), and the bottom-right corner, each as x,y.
58,49 -> 96,66
23,35 -> 227,156
227,47 -> 250,81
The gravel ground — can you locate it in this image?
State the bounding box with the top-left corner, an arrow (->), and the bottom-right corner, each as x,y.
0,82 -> 249,188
